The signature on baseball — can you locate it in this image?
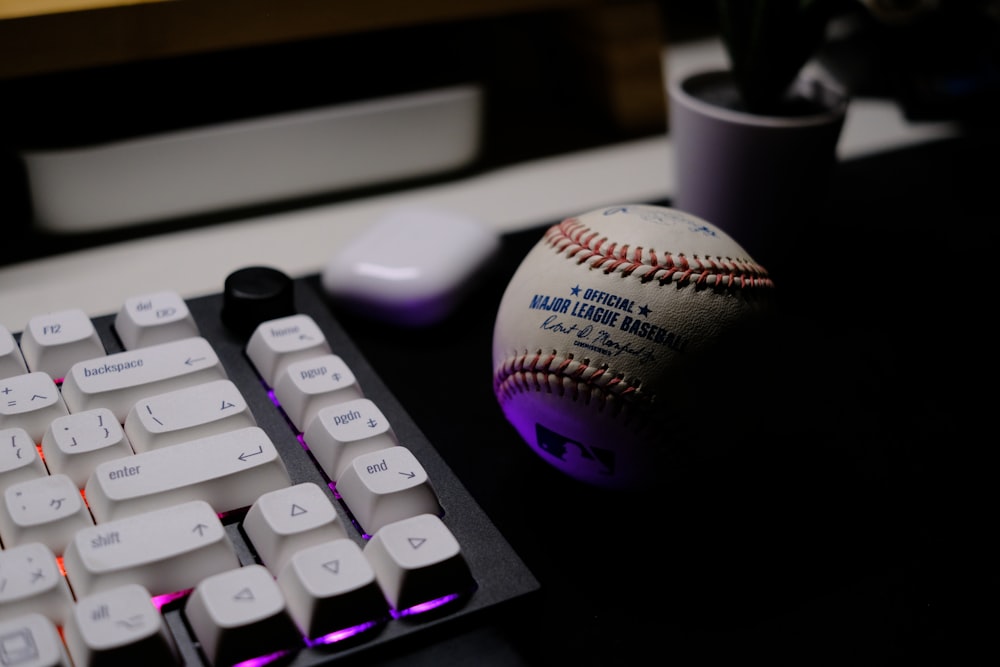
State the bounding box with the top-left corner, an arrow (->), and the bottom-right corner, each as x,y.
540,314 -> 675,363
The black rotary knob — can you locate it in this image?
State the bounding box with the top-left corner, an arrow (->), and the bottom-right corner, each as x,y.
222,266 -> 296,337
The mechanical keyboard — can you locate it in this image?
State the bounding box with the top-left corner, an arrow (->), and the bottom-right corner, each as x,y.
0,266 -> 539,666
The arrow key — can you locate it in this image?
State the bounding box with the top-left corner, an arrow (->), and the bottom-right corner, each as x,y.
242,482 -> 347,576
184,564 -> 301,666
277,538 -> 388,641
363,513 -> 473,612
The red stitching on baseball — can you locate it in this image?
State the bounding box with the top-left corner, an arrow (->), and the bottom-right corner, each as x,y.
494,351 -> 647,414
544,218 -> 774,289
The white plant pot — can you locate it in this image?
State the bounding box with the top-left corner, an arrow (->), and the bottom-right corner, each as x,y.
668,69 -> 849,272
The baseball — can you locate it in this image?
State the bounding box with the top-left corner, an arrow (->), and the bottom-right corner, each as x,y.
492,204 -> 775,489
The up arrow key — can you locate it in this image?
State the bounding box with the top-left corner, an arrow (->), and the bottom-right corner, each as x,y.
234,587 -> 255,601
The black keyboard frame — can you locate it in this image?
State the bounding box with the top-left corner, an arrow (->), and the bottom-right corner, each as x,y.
44,273 -> 540,666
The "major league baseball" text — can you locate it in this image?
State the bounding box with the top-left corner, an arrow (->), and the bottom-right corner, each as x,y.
529,284 -> 688,355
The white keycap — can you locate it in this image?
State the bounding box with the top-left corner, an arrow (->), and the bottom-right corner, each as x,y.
115,290 -> 199,350
277,538 -> 387,640
334,446 -> 441,536
60,336 -> 227,422
0,427 -> 48,493
0,474 -> 94,554
302,398 -> 399,481
242,482 -> 348,575
0,372 -> 69,443
62,500 -> 240,598
0,325 -> 28,380
0,612 -> 73,667
63,583 -> 179,667
273,354 -> 363,432
18,308 -> 105,381
0,542 -> 76,626
124,379 -> 256,453
363,513 -> 472,611
246,314 -> 330,387
41,408 -> 134,488
184,564 -> 301,666
85,426 -> 290,522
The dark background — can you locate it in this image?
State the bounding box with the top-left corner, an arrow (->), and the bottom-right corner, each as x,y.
333,130 -> 999,666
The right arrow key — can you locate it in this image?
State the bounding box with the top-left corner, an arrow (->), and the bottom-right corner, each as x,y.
363,513 -> 474,614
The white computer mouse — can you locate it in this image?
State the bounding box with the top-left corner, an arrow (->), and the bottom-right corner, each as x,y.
321,206 -> 500,326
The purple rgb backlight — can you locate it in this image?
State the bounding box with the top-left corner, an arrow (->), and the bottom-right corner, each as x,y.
392,592 -> 462,618
232,649 -> 295,667
304,619 -> 381,648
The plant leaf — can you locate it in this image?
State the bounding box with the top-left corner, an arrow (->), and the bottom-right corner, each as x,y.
716,0 -> 837,113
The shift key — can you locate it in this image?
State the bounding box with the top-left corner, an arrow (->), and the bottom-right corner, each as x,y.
61,337 -> 227,422
85,426 -> 291,522
63,500 -> 240,598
